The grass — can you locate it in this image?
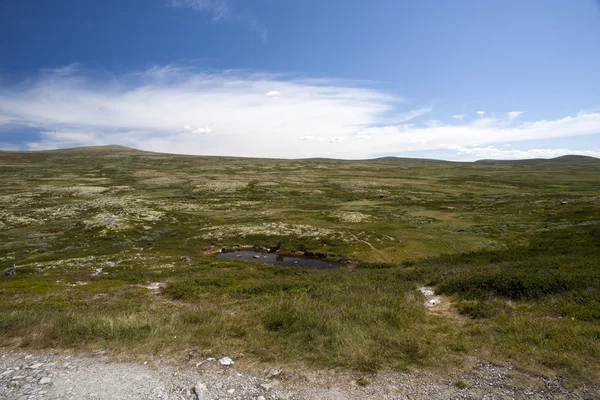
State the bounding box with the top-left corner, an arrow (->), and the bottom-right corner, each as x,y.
0,146 -> 599,385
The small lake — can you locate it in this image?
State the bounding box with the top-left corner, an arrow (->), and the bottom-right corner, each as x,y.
217,250 -> 343,269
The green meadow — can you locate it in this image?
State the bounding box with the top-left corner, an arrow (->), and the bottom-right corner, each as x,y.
1,146 -> 599,385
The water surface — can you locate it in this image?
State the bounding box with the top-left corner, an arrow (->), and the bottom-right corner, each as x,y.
217,250 -> 342,269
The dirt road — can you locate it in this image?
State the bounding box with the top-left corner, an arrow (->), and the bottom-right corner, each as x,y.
1,349 -> 597,399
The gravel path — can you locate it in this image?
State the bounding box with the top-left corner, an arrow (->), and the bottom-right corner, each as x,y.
1,349 -> 598,399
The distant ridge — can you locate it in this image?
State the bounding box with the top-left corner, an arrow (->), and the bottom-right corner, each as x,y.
0,145 -> 140,153
474,155 -> 599,163
0,145 -> 598,163
39,145 -> 141,153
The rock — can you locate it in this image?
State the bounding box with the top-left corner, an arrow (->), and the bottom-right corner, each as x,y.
257,397 -> 266,400
4,265 -> 16,277
39,377 -> 52,385
20,383 -> 31,390
194,382 -> 210,400
219,356 -> 234,366
253,255 -> 261,259
91,348 -> 108,356
227,388 -> 235,394
188,349 -> 202,358
12,375 -> 26,380
266,367 -> 282,378
26,363 -> 43,369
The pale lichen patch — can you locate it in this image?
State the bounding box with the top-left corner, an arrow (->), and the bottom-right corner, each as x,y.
198,222 -> 351,241
332,211 -> 371,223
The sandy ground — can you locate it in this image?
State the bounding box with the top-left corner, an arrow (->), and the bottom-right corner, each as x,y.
1,349 -> 598,400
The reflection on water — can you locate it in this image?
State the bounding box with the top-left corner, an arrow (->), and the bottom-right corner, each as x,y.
217,250 -> 342,269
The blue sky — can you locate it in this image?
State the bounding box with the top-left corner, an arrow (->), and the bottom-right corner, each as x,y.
0,0 -> 599,160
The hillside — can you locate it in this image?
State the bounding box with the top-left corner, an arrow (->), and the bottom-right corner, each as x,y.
0,145 -> 599,393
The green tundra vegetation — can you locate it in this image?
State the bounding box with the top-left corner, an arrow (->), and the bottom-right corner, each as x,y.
1,146 -> 599,385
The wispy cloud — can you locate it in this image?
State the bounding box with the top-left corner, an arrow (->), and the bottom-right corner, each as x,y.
452,114 -> 464,120
450,145 -> 600,160
0,65 -> 599,159
167,0 -> 229,21
167,0 -> 268,43
183,125 -> 212,136
299,136 -> 323,142
508,111 -> 526,120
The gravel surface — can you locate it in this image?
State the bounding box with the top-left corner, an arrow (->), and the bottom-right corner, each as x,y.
1,349 -> 598,399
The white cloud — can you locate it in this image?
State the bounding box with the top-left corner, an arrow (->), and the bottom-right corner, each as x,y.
450,146 -> 600,161
266,91 -> 281,97
299,136 -> 323,142
0,66 -> 599,160
183,126 -> 212,136
508,111 -> 525,120
477,111 -> 486,116
391,107 -> 431,123
452,114 -> 464,120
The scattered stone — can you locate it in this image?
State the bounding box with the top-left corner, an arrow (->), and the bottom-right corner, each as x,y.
20,383 -> 31,390
39,377 -> 52,385
257,396 -> 266,400
260,383 -> 273,391
188,349 -> 202,358
227,388 -> 235,394
419,287 -> 441,308
4,264 -> 16,277
266,367 -> 282,378
194,382 -> 209,400
26,363 -> 43,369
91,348 -> 108,356
12,375 -> 26,380
218,356 -> 234,366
